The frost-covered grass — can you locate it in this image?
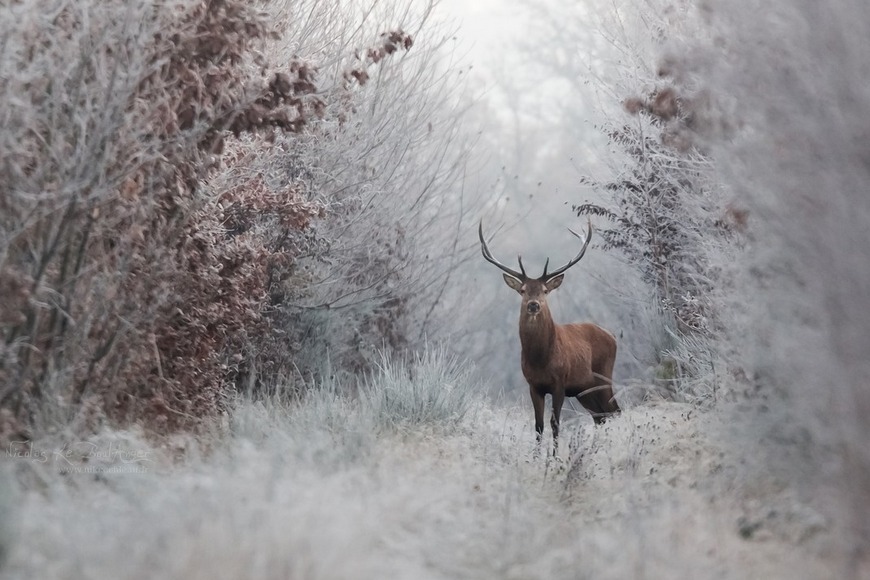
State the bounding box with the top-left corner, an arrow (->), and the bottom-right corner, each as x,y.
360,347 -> 476,431
0,351 -> 843,580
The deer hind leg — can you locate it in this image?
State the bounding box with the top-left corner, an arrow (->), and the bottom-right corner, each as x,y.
550,390 -> 565,456
575,383 -> 614,425
576,391 -> 606,425
587,390 -> 617,425
595,355 -> 620,418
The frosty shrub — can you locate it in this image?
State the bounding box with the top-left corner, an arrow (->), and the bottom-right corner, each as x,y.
570,1 -> 741,402
228,371 -> 377,470
361,347 -> 477,431
227,345 -> 478,466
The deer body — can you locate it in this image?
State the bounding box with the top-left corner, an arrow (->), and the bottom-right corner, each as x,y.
480,220 -> 620,451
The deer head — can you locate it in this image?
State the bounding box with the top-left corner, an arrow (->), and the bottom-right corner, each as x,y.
478,218 -> 593,318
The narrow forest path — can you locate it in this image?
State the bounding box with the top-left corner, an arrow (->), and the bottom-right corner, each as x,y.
2,395 -> 838,579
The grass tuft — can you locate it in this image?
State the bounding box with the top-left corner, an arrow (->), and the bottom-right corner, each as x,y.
360,346 -> 477,431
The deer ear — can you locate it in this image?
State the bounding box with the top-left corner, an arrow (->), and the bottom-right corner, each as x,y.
546,274 -> 564,291
503,274 -> 524,293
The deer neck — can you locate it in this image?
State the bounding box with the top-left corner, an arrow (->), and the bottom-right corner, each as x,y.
519,306 -> 556,369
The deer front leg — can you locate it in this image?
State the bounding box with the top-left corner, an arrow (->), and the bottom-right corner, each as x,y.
550,390 -> 565,456
530,386 -> 545,449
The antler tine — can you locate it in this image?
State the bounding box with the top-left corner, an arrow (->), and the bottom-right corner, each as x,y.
479,220 -> 526,280
540,217 -> 593,280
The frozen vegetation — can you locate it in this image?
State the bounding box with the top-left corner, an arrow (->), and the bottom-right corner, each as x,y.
0,350 -> 838,579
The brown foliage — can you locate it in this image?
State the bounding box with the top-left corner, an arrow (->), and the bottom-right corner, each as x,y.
344,30 -> 414,86
624,60 -> 723,154
0,1 -> 412,439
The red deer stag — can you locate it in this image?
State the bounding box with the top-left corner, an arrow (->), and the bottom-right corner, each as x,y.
479,219 -> 620,451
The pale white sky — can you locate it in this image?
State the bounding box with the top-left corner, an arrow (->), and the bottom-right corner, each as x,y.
438,0 -> 525,54
432,0 -> 620,274
435,0 -> 610,208
433,0 -> 604,143
434,0 -> 531,95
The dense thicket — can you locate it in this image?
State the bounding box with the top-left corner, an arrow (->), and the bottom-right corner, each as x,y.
0,0 -> 468,439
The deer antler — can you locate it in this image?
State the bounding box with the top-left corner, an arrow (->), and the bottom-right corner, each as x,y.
478,221 -> 527,281
540,218 -> 593,280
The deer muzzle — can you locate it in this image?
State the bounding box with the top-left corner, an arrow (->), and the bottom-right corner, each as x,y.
527,301 -> 541,314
